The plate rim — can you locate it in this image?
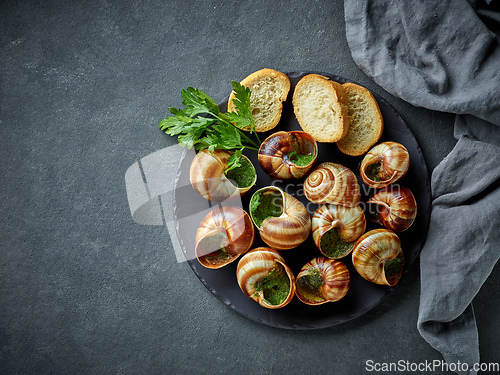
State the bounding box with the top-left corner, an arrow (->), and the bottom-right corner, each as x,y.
173,70 -> 431,330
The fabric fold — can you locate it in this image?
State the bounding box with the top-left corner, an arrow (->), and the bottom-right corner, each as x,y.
344,1 -> 500,374
417,116 -> 500,374
345,1 -> 500,124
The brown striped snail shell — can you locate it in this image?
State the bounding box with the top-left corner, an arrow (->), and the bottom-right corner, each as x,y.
189,148 -> 257,202
367,186 -> 417,232
295,257 -> 350,305
360,141 -> 409,189
352,229 -> 405,286
304,162 -> 361,207
249,186 -> 311,250
312,204 -> 366,259
195,206 -> 255,269
258,130 -> 318,180
236,247 -> 296,309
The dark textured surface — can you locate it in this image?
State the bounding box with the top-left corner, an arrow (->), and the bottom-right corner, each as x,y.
0,1 -> 497,374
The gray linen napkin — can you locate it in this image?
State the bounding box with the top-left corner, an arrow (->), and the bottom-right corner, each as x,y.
344,1 -> 500,374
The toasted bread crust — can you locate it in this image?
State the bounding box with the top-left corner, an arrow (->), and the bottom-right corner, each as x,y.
228,68 -> 291,132
336,82 -> 384,156
292,74 -> 350,143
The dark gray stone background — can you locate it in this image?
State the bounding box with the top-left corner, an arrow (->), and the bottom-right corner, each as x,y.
1,1 -> 498,374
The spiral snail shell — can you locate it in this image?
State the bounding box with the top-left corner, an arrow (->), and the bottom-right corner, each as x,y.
360,141 -> 410,189
236,247 -> 296,309
352,229 -> 405,286
249,186 -> 311,250
189,148 -> 257,202
366,186 -> 417,232
295,257 -> 350,305
312,204 -> 366,259
304,162 -> 361,207
195,206 -> 255,269
258,131 -> 318,180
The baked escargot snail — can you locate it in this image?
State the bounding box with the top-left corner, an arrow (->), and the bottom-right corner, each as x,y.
249,186 -> 311,250
195,206 -> 255,269
352,229 -> 404,286
236,247 -> 296,309
360,141 -> 410,189
295,257 -> 350,305
304,162 -> 361,207
258,130 -> 318,180
189,148 -> 257,202
366,186 -> 417,232
312,204 -> 366,259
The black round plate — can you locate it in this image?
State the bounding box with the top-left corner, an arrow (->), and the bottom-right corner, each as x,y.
173,71 -> 431,330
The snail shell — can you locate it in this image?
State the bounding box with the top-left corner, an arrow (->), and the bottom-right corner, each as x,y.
352,229 -> 405,286
360,141 -> 409,189
367,186 -> 417,232
304,162 -> 361,207
312,204 -> 366,259
258,130 -> 318,180
295,257 -> 350,305
236,247 -> 296,309
195,206 -> 255,269
249,186 -> 311,250
189,148 -> 257,202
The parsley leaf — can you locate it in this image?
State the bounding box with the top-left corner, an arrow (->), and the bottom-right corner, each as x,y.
159,81 -> 260,170
225,150 -> 243,172
181,87 -> 220,117
225,82 -> 253,127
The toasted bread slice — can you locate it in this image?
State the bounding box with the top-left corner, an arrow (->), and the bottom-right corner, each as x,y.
227,68 -> 291,132
292,74 -> 350,143
337,82 -> 384,156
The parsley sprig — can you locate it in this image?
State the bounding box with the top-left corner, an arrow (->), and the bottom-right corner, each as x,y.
159,81 -> 260,171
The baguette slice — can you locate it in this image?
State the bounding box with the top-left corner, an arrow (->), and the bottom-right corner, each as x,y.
337,83 -> 384,156
292,74 -> 350,143
228,68 -> 291,132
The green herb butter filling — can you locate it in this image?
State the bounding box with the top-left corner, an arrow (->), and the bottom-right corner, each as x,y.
249,188 -> 283,228
197,232 -> 231,265
225,156 -> 255,188
288,151 -> 316,166
296,268 -> 324,303
254,263 -> 290,306
365,162 -> 382,182
286,135 -> 316,167
383,252 -> 404,284
319,228 -> 354,258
